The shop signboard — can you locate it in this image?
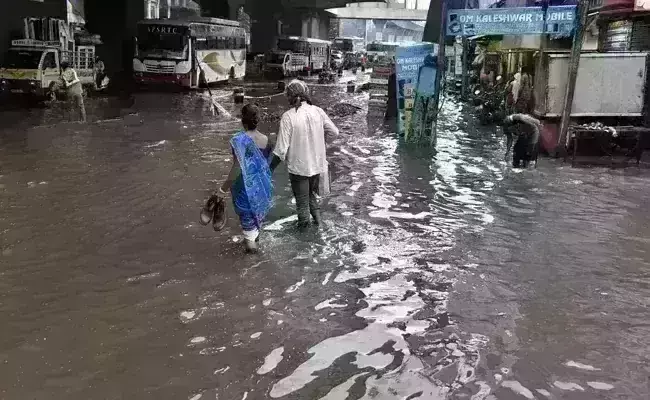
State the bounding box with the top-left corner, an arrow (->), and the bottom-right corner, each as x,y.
395,43 -> 438,142
447,5 -> 577,36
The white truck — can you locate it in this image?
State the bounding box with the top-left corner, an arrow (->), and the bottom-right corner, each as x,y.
0,18 -> 105,101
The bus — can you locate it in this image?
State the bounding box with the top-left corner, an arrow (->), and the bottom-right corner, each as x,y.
366,41 -> 399,66
333,37 -> 365,53
264,36 -> 330,77
333,37 -> 366,70
133,17 -> 247,88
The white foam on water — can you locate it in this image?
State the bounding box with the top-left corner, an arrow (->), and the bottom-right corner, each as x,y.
565,360 -> 601,371
368,210 -> 432,220
553,381 -> 585,391
199,346 -> 226,355
353,352 -> 393,369
536,389 -> 551,398
322,272 -> 333,285
145,140 -> 167,148
482,213 -> 495,224
250,332 -> 262,339
214,366 -> 230,374
269,323 -> 408,398
263,299 -> 272,306
587,382 -> 614,390
189,394 -> 202,400
501,381 -> 534,399
265,215 -> 298,231
358,357 -> 449,399
190,336 -> 206,344
180,311 -> 196,323
257,347 -> 285,375
241,391 -> 248,400
341,211 -> 354,217
286,278 -> 305,293
314,298 -> 346,311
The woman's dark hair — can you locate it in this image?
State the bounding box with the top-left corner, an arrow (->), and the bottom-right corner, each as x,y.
241,103 -> 260,131
60,62 -> 70,70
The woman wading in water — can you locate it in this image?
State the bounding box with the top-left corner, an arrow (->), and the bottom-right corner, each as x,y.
218,104 -> 275,253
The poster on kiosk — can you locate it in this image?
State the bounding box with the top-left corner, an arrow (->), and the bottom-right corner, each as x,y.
395,43 -> 438,143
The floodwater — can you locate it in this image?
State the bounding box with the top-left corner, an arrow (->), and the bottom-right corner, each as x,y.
0,80 -> 649,400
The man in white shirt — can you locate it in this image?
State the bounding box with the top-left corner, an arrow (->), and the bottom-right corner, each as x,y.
270,80 -> 339,226
61,62 -> 86,122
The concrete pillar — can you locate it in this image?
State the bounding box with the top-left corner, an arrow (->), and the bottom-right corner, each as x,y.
328,17 -> 341,40
423,0 -> 442,43
311,16 -> 318,38
248,0 -> 282,53
302,18 -> 309,37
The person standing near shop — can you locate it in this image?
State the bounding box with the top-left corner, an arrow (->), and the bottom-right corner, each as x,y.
61,62 -> 86,123
270,80 -> 339,227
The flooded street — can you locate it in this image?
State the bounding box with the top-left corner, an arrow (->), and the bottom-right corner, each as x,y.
1,83 -> 649,400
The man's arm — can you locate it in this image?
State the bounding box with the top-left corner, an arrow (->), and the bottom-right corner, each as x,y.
318,107 -> 339,137
504,129 -> 514,161
270,114 -> 292,172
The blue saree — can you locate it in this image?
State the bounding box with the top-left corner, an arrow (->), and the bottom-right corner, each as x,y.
230,132 -> 273,231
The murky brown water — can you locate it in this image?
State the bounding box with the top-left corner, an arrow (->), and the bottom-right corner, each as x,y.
1,80 -> 649,400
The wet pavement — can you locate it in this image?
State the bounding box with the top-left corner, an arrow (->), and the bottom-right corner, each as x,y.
1,80 -> 649,400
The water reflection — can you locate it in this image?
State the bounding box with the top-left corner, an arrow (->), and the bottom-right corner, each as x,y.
0,87 -> 648,399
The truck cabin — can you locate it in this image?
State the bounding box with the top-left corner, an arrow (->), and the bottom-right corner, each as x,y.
276,37 -> 308,54
3,48 -> 54,70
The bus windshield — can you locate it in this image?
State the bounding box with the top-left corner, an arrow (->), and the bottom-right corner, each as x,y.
3,49 -> 42,69
367,43 -> 397,53
333,39 -> 353,52
277,39 -> 308,53
137,25 -> 189,60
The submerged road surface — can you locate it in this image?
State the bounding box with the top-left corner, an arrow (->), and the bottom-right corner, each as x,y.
1,84 -> 649,400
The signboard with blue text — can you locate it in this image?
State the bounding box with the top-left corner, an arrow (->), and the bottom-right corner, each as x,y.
395,43 -> 438,142
446,2 -> 577,36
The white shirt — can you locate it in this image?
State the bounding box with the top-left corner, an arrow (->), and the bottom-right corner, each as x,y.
62,68 -> 82,95
274,103 -> 339,177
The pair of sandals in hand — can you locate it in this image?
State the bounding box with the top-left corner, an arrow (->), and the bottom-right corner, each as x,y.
199,194 -> 227,231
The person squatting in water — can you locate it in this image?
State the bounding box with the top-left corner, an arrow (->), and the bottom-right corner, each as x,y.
502,113 -> 542,168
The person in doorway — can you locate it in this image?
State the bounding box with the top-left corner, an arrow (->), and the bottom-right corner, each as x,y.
219,104 -> 275,253
503,113 -> 542,168
60,62 -> 86,123
515,72 -> 534,114
270,80 -> 339,227
94,56 -> 106,89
